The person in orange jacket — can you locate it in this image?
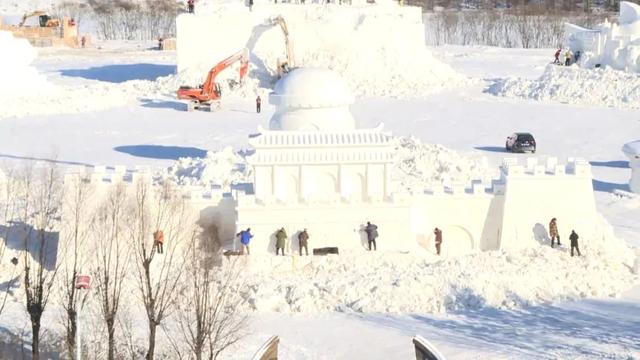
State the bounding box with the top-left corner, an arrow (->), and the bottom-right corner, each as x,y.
153,230 -> 164,254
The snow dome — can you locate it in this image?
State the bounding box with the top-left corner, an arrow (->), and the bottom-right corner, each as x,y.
268,68 -> 356,131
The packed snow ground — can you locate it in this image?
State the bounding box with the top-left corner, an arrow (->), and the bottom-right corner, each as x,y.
1,39 -> 640,359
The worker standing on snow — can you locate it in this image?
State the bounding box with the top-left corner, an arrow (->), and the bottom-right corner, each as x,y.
249,0 -> 254,11
298,229 -> 309,256
256,96 -> 262,113
363,221 -> 379,251
237,228 -> 253,255
434,227 -> 443,255
569,230 -> 581,257
275,227 -> 287,255
554,48 -> 562,64
153,230 -> 164,254
549,218 -> 560,247
187,0 -> 195,13
565,49 -> 573,66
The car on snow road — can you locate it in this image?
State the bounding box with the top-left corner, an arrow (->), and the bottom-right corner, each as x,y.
506,132 -> 536,153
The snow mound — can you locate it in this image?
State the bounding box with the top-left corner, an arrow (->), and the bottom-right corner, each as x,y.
225,221 -> 635,314
165,146 -> 252,188
491,64 -> 640,109
0,31 -> 51,95
393,136 -> 492,192
161,137 -> 492,191
176,4 -> 467,99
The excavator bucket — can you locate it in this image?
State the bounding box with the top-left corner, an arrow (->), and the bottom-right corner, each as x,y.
252,335 -> 279,360
412,335 -> 446,360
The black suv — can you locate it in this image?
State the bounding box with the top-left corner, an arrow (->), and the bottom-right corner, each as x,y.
506,132 -> 536,153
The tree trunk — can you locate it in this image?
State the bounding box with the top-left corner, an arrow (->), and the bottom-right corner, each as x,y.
31,319 -> 40,360
67,309 -> 77,359
107,318 -> 116,360
147,322 -> 157,360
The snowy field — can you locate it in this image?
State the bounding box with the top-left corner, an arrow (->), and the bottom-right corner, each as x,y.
1,28 -> 640,360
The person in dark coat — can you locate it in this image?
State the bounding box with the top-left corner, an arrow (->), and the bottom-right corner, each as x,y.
275,228 -> 287,255
256,95 -> 261,113
549,218 -> 560,247
364,221 -> 378,251
298,229 -> 309,256
569,230 -> 581,257
434,227 -> 442,255
187,0 -> 195,13
237,228 -> 253,255
249,0 -> 254,11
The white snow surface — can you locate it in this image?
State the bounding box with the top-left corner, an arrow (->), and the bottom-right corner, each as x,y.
491,64 -> 640,108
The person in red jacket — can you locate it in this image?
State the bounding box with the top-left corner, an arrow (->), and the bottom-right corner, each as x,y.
553,48 -> 561,64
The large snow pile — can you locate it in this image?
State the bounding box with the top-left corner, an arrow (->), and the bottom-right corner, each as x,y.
223,221 -> 635,313
162,137 -> 492,191
176,3 -> 467,98
0,31 -> 51,95
394,136 -> 491,191
490,64 -> 640,109
165,146 -> 253,188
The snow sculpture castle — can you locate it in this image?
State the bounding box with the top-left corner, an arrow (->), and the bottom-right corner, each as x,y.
566,1 -> 640,71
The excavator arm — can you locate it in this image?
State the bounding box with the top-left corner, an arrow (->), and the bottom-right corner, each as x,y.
269,16 -> 295,72
177,48 -> 249,108
201,48 -> 250,96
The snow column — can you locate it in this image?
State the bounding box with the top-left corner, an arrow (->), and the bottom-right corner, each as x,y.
623,141 -> 640,193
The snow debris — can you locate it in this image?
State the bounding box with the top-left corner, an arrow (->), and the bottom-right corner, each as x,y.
220,218 -> 635,314
160,137 -> 492,191
0,31 -> 52,95
392,136 -> 492,191
490,64 -> 640,109
164,146 -> 252,188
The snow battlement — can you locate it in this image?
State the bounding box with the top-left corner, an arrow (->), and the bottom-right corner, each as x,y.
62,165 -> 227,204
500,157 -> 591,178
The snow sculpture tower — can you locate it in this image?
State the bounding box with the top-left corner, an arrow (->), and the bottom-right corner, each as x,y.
269,68 -> 355,132
623,140 -> 640,193
235,68 -> 413,253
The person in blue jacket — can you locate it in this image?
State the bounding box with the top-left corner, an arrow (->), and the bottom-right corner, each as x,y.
237,228 -> 253,255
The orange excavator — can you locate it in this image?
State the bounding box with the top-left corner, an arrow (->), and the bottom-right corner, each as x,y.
177,48 -> 250,112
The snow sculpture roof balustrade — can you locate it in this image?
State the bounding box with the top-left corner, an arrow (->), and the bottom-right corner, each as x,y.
248,125 -> 394,165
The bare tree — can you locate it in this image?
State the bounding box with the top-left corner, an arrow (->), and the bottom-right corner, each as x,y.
54,1 -> 92,31
175,232 -> 247,360
92,183 -> 131,360
14,163 -> 63,360
129,181 -> 192,360
57,170 -> 94,359
0,167 -> 20,317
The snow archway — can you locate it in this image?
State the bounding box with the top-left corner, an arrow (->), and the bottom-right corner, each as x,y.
439,226 -> 474,256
